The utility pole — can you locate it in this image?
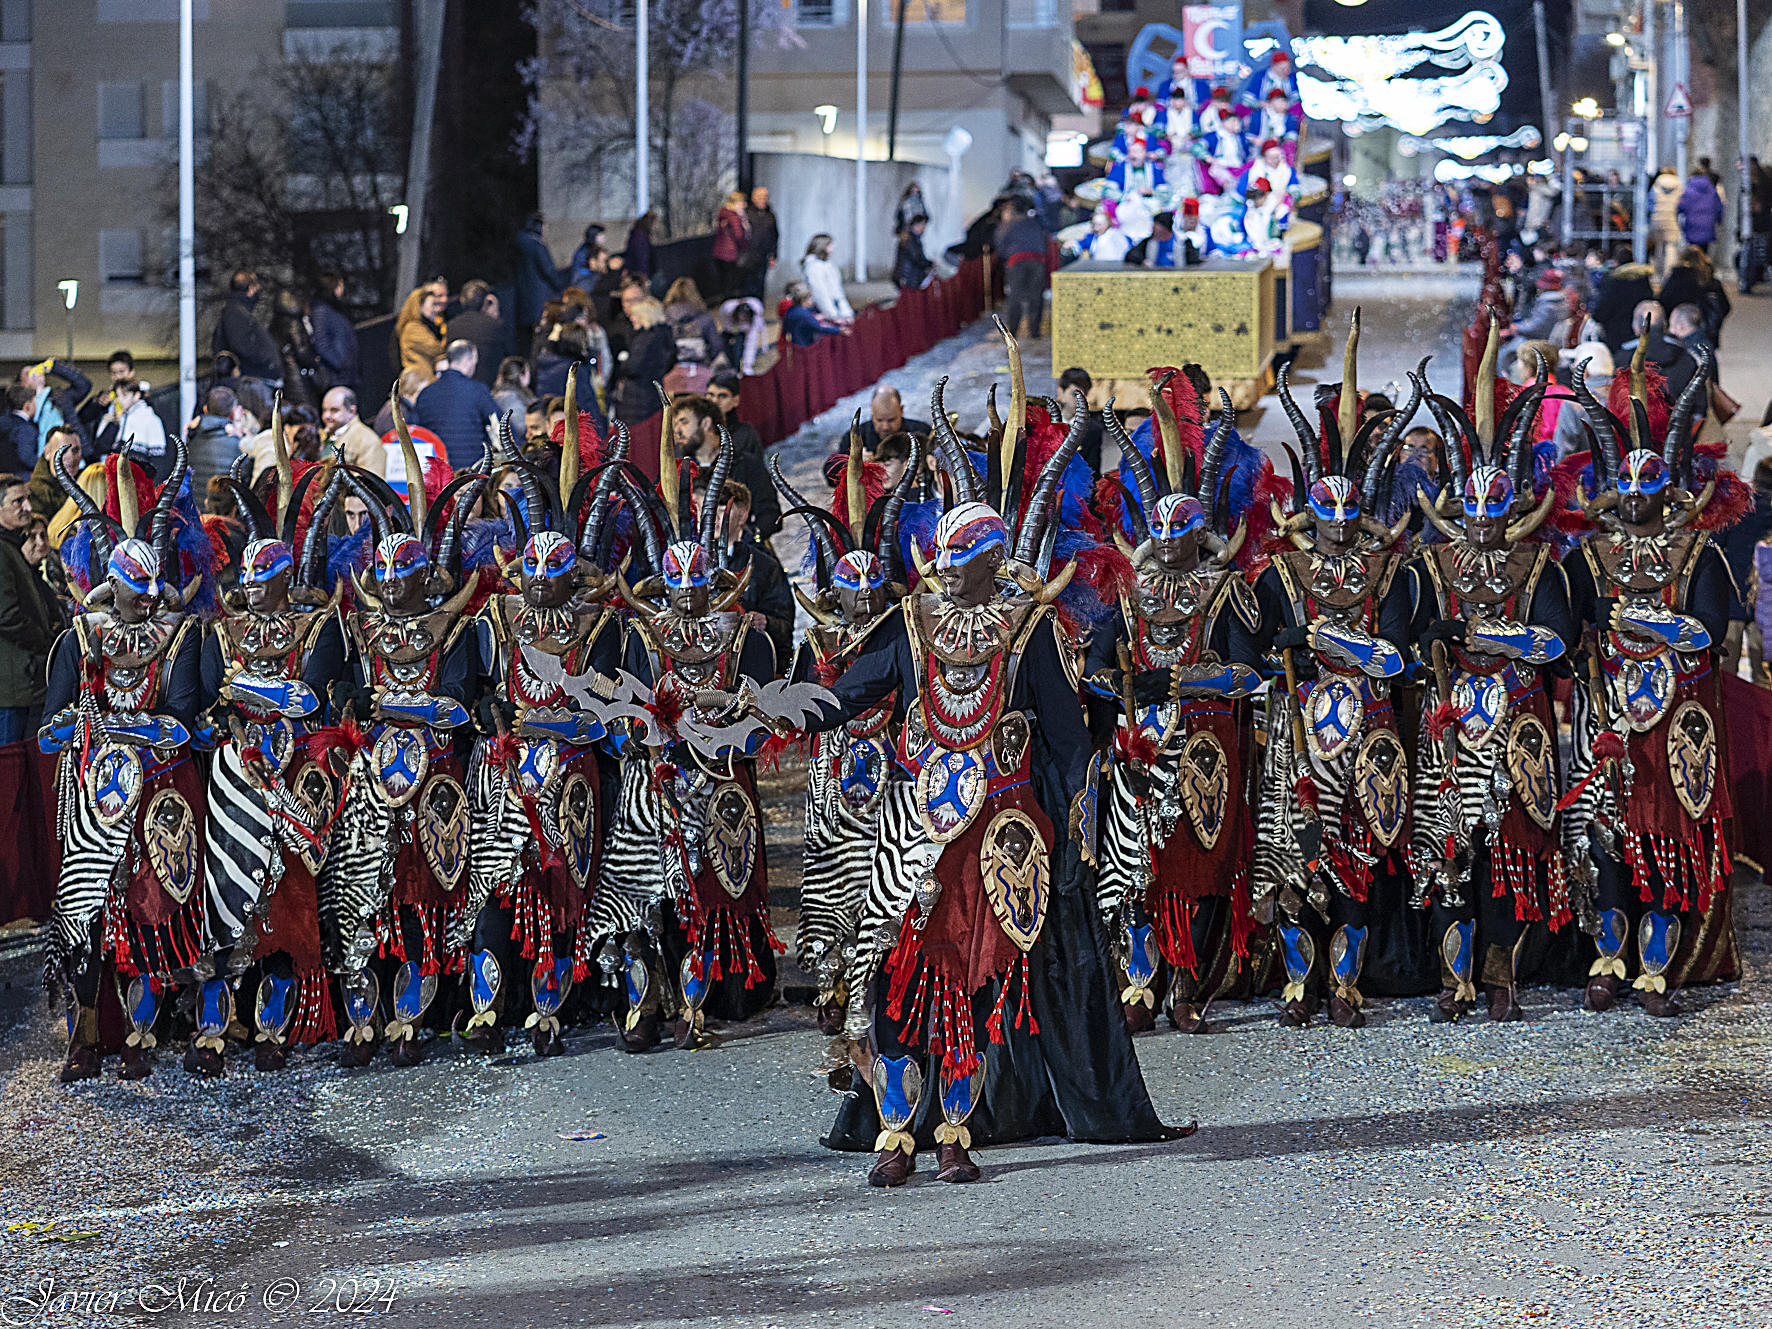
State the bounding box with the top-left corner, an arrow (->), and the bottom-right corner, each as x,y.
1532,0 -> 1555,170
178,0 -> 195,425
737,0 -> 750,192
1673,0 -> 1687,178
398,0 -> 446,301
637,0 -> 650,216
855,0 -> 868,283
887,0 -> 907,161
1739,0 -> 1752,287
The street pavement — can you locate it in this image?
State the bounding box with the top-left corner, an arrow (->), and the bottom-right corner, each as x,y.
7,282 -> 1772,1328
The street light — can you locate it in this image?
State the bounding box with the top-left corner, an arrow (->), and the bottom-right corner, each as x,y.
389,204 -> 410,235
1605,30 -> 1626,45
56,279 -> 77,359
814,104 -> 837,156
1572,97 -> 1600,119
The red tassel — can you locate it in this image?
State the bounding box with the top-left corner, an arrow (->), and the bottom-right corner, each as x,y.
1114,726 -> 1160,768
1424,701 -> 1460,742
306,716 -> 370,768
1229,875 -> 1252,958
1294,774 -> 1319,814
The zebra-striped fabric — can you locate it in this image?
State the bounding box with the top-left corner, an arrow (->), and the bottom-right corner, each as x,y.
49,766 -> 128,971
1096,765 -> 1147,930
316,760 -> 394,972
1251,696 -> 1360,906
796,741 -> 878,970
846,782 -> 940,1018
1559,682 -> 1603,924
593,760 -> 671,941
205,744 -> 275,954
458,744 -> 528,953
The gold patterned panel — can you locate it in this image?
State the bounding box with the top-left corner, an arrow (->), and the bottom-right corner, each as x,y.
1050,261 -> 1278,382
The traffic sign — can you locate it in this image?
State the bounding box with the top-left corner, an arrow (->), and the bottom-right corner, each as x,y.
1665,81 -> 1692,118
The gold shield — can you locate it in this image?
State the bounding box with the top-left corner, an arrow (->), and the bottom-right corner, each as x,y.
1177,729 -> 1231,850
1666,700 -> 1717,820
706,782 -> 759,900
417,775 -> 469,893
86,742 -> 143,827
143,788 -> 199,905
1305,676 -> 1364,763
557,772 -> 597,888
288,761 -> 337,873
1506,713 -> 1558,831
980,809 -> 1048,953
372,726 -> 429,807
1352,729 -> 1408,848
914,747 -> 988,843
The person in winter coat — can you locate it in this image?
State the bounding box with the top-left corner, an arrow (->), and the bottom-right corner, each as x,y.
624,213 -> 657,290
614,291 -> 676,423
211,270 -> 283,384
1649,166 -> 1684,283
310,271 -> 360,392
742,188 -> 778,301
780,283 -> 843,346
512,212 -> 566,339
19,358 -> 92,459
411,340 -> 499,471
712,193 -> 752,301
271,288 -> 327,412
568,223 -> 606,292
994,204 -> 1050,339
894,219 -> 934,291
398,284 -> 448,379
0,387 -> 38,474
1678,168 -> 1725,254
895,182 -> 930,236
800,234 -> 854,324
1590,246 -> 1657,359
662,278 -> 727,366
1658,246 -> 1732,345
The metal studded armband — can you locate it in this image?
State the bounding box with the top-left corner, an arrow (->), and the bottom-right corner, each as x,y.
375,690 -> 471,729
1466,618 -> 1566,665
1310,622 -> 1405,679
1612,603 -> 1711,653
1169,662 -> 1262,697
37,708 -> 77,754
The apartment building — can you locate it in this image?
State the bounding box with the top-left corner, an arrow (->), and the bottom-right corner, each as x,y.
8,0 -> 398,361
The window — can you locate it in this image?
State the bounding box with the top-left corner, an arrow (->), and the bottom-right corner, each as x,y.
99,229 -> 144,283
886,0 -> 965,23
1006,0 -> 1055,26
98,82 -> 145,140
796,0 -> 840,25
161,79 -> 211,139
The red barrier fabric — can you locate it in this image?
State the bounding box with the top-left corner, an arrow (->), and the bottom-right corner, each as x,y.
1723,674 -> 1772,871
650,256 -> 988,455
0,743 -> 56,926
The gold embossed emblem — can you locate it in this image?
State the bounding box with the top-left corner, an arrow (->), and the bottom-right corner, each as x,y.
417,775 -> 469,892
1666,700 -> 1717,820
1352,729 -> 1408,847
1178,729 -> 1231,850
706,782 -> 758,899
1506,714 -> 1558,830
143,788 -> 199,904
980,809 -> 1048,953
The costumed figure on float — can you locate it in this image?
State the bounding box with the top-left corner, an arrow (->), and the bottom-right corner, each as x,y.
463,375 -> 625,1056
41,439 -> 217,1082
1249,311 -> 1422,1028
1561,341 -> 1741,1016
199,415 -> 353,1073
316,401 -> 488,1067
1406,337 -> 1576,1023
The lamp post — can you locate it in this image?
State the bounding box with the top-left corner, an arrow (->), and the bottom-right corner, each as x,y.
637,0 -> 649,216
56,280 -> 76,360
815,104 -> 838,155
854,0 -> 868,284
178,0 -> 195,426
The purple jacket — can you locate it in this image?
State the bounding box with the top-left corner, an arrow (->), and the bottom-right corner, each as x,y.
1678,176 -> 1724,245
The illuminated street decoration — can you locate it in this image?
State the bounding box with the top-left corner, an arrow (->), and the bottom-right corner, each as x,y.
1398,126 -> 1541,158
1294,10 -> 1509,135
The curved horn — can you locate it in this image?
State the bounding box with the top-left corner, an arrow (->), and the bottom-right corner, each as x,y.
1473,311 -> 1500,452
1012,389 -> 1089,563
269,391 -> 295,532
1337,306 -> 1362,450
985,381 -> 1001,437
561,364 -> 580,501
1664,344 -> 1709,478
1361,366 -> 1423,514
1424,392 -> 1472,508
657,383 -> 678,536
1275,359 -> 1320,483
1570,359 -> 1621,490
435,472 -> 489,583
1200,388 -> 1235,526
995,315 -> 1025,488
1149,371 -> 1185,493
390,390 -> 427,535
57,443 -> 120,568
845,410 -> 866,533
700,427 -> 735,556
1626,335 -> 1649,453
616,469 -> 665,576
1279,440 -> 1308,517
340,467 -> 391,556
878,429 -> 924,588
929,378 -> 977,504
1104,401 -> 1159,524
299,467 -> 346,588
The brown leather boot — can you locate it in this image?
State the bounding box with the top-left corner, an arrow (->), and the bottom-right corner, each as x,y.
119,1044 -> 153,1081
338,1037 -> 377,1068
1169,1002 -> 1208,1034
464,1025 -> 506,1056
673,1016 -> 701,1050
1639,988 -> 1682,1018
1487,986 -> 1524,1022
1585,975 -> 1620,1012
867,1147 -> 915,1188
1428,989 -> 1464,1023
1123,1001 -> 1155,1035
183,1043 -> 224,1078
532,1025 -> 566,1057
1328,995 -> 1366,1029
254,1041 -> 289,1072
618,1012 -> 659,1053
387,1034 -> 424,1067
1279,1000 -> 1312,1028
935,1142 -> 981,1183
59,1044 -> 101,1084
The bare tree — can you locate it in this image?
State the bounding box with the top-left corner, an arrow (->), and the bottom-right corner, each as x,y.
523,0 -> 797,237
161,39 -> 403,339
